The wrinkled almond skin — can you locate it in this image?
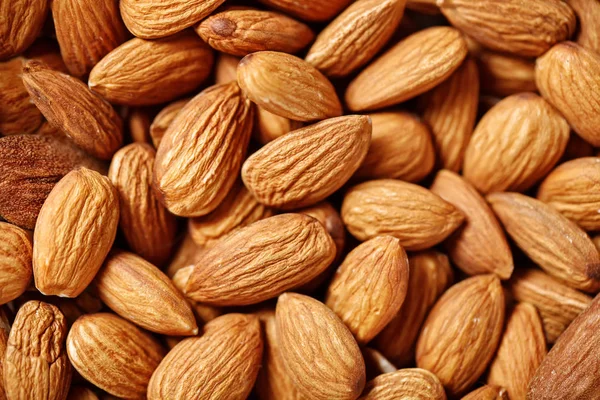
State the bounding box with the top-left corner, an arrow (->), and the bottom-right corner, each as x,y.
345,26 -> 468,111
154,82 -> 254,217
256,0 -> 353,21
462,386 -> 508,400
33,168 -> 119,298
568,0 -> 600,53
463,93 -> 569,193
4,301 -> 71,400
243,115 -> 371,209
478,52 -> 536,96
488,193 -> 600,293
237,51 -> 342,121
185,214 -> 335,305
0,308 -> 9,400
276,293 -> 366,400
0,0 -> 48,59
358,369 -> 446,400
149,98 -> 189,149
148,314 -> 263,400
342,179 -> 464,250
0,222 -> 32,305
416,275 -> 505,397
89,32 -> 214,106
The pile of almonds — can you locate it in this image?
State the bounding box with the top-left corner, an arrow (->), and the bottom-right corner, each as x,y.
2,0 -> 600,399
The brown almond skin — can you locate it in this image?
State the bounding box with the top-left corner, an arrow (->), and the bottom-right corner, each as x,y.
0,308 -> 9,400
237,51 -> 342,121
488,193 -> 600,293
342,179 -> 464,250
358,369 -> 446,400
568,0 -> 600,53
430,170 -> 513,279
215,53 -> 240,84
24,39 -> 69,73
439,0 -> 576,57
276,293 -> 366,400
478,52 -> 537,96
256,0 -> 352,22
4,301 -> 71,400
127,108 -> 152,144
149,98 -> 190,149
416,275 -> 505,397
89,32 -> 214,106
345,26 -> 468,111
166,232 -> 204,279
67,313 -> 166,399
148,314 -> 263,400
185,214 -> 336,306
462,386 -> 508,400
153,82 -> 254,217
242,115 -> 371,209
0,0 -> 48,59
0,222 -> 32,305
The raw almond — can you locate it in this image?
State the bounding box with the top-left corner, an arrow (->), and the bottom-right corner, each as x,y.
462,386 -> 508,400
0,0 -> 48,59
0,308 -> 9,400
166,232 -> 204,278
255,106 -> 303,144
0,222 -> 32,305
256,0 -> 352,22
568,0 -> 600,53
170,267 -> 223,326
127,108 -> 152,144
24,38 -> 69,73
358,369 -> 446,400
477,51 -> 536,96
215,53 -> 240,84
149,98 -> 190,149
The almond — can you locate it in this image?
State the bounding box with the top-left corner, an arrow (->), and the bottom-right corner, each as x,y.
149,98 -> 190,149
358,369 -> 446,400
24,38 -> 69,73
362,348 -> 397,379
166,232 -> 204,278
33,168 -> 119,298
345,26 -> 468,111
488,192 -> 600,293
477,51 -> 536,96
215,53 -> 240,84
568,0 -> 600,53
0,0 -> 48,59
255,106 -> 303,144
416,275 -> 505,396
462,386 -> 508,400
127,108 -> 152,144
242,115 -> 371,209
342,179 -> 464,250
0,308 -> 10,400
276,293 -> 366,400
0,222 -> 32,305
256,0 -> 352,22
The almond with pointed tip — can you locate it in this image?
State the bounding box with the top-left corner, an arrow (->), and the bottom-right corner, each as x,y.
0,222 -> 32,305
0,0 -> 48,59
358,369 -> 446,400
256,0 -> 353,21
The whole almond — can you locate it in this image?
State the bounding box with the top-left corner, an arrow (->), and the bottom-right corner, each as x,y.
0,0 -> 48,59
256,0 -> 352,22
568,0 -> 600,53
345,26 -> 468,111
33,168 -> 119,298
149,98 -> 190,149
416,275 -> 505,396
0,222 -> 32,305
342,179 -> 464,250
358,369 -> 446,400
477,52 -> 536,96
255,106 -> 303,144
148,314 -> 263,400
0,308 -> 9,400
462,386 -> 508,400
242,115 -> 371,209
237,51 -> 342,121
488,192 -> 600,293
276,293 -> 366,400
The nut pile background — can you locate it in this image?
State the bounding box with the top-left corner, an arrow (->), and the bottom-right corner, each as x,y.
1,0 -> 600,399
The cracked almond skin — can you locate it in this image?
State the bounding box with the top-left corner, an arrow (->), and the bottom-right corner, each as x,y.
184,214 -> 336,306
462,386 -> 508,400
4,301 -> 71,400
326,236 -> 409,344
0,0 -> 48,59
568,0 -> 600,53
463,93 -> 569,194
148,314 -> 263,400
477,52 -> 536,97
67,313 -> 166,399
488,193 -> 600,293
0,308 -> 9,400
342,179 -> 464,250
154,82 -> 254,217
242,115 -> 371,209
0,222 -> 32,305
358,369 -> 446,400
536,42 -> 600,147
256,0 -> 352,21
22,60 -> 123,160
345,26 -> 468,111
439,0 -> 576,57
276,293 -> 366,400
89,32 -> 214,106
416,275 -> 505,397
305,0 -> 406,77
33,168 -> 119,298
237,51 -> 342,121
149,98 -> 190,149
430,170 -> 513,280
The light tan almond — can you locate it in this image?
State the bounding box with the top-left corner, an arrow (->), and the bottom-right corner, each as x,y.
0,0 -> 48,59
242,115 -> 371,209
477,51 -> 536,96
215,53 -> 240,84
0,308 -> 9,400
359,369 -> 446,400
462,386 -> 508,400
0,222 -> 32,305
256,0 -> 352,21
568,0 -> 600,53
149,98 -> 190,149
170,267 -> 223,326
67,387 -> 99,400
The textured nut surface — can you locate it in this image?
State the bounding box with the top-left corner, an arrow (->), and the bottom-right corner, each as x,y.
358,369 -> 446,400
0,222 -> 32,305
149,98 -> 190,149
0,0 -> 48,59
256,0 -> 353,21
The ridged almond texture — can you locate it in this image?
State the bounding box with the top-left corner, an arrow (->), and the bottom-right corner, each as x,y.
94,250 -> 197,336
33,168 -> 119,298
345,26 -> 468,111
374,251 -> 453,366
184,214 -> 335,305
326,236 -> 409,344
568,0 -> 600,53
276,293 -> 366,400
341,179 -> 464,250
149,98 -> 190,149
419,57 -> 479,172
0,222 -> 32,305
536,42 -> 600,146
255,106 -> 303,145
487,303 -> 546,400
488,193 -> 600,293
430,170 -> 513,279
197,9 -> 314,56
148,314 -> 263,400
416,275 -> 505,396
108,143 -> 177,266
242,115 -> 371,209
153,82 -> 254,217
52,0 -> 128,77
67,313 -> 166,399
22,60 -> 123,160
463,93 -> 569,193
477,52 -> 536,96
4,301 -> 71,400
353,112 -> 434,182
0,0 -> 48,59
305,0 -> 406,77
89,32 -> 214,106
0,308 -> 9,400
462,386 -> 508,400
256,0 -> 352,21
237,51 -> 342,121
508,268 -> 592,344
439,0 -> 576,57
358,369 -> 446,400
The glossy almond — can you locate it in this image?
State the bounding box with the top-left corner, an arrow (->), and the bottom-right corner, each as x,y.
358,369 -> 446,400
149,98 -> 190,149
0,0 -> 48,59
478,52 -> 536,96
256,0 -> 352,21
0,222 -> 32,305
568,0 -> 600,53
